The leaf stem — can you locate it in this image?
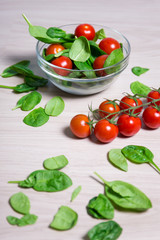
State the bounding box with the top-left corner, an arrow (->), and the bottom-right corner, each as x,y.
22,14 -> 32,27
8,181 -> 21,183
150,161 -> 160,172
94,172 -> 109,186
0,85 -> 14,89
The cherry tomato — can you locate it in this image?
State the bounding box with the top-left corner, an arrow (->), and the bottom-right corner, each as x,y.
93,55 -> 108,76
99,100 -> 120,119
75,24 -> 95,40
120,96 -> 143,115
142,106 -> 160,129
99,38 -> 120,55
147,90 -> 160,106
94,119 -> 118,143
117,114 -> 141,137
46,44 -> 65,55
51,56 -> 72,76
70,114 -> 91,138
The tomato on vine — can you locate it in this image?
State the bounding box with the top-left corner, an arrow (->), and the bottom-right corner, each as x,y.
46,44 -> 65,55
99,37 -> 120,55
117,114 -> 141,137
70,114 -> 91,138
147,90 -> 160,106
51,56 -> 72,76
99,100 -> 120,119
120,96 -> 143,115
94,119 -> 118,143
142,106 -> 160,129
75,24 -> 95,40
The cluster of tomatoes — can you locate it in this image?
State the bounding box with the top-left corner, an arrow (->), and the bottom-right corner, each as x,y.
45,23 -> 120,76
70,90 -> 160,143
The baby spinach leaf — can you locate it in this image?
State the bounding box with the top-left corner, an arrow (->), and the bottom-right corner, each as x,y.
74,61 -> 96,78
94,172 -> 152,211
87,194 -> 114,219
50,206 -> 78,230
63,33 -> 75,42
9,192 -> 30,215
69,36 -> 91,62
89,41 -> 107,63
23,107 -> 49,127
93,28 -> 106,42
63,42 -> 73,49
108,149 -> 128,172
0,83 -> 37,93
104,48 -> 124,74
11,65 -> 34,76
1,60 -> 30,78
88,220 -> 122,240
130,81 -> 151,96
46,27 -> 66,38
132,66 -> 149,76
122,145 -> 160,172
7,214 -> 38,227
9,170 -> 72,192
13,91 -> 42,111
24,75 -> 48,87
45,96 -> 65,116
43,155 -> 68,170
71,185 -> 82,202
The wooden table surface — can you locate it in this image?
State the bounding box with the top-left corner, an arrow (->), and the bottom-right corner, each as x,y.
0,0 -> 160,239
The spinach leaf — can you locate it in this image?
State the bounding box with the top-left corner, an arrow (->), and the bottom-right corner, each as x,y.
9,170 -> 72,192
24,75 -> 48,87
43,49 -> 69,62
69,36 -> 91,62
74,61 -> 96,78
87,194 -> 114,219
43,155 -> 68,170
50,206 -> 78,230
108,149 -> 128,172
130,81 -> 151,96
46,27 -> 66,38
0,83 -> 37,93
94,172 -> 152,211
93,28 -> 106,42
23,107 -> 49,127
104,48 -> 124,74
132,66 -> 149,76
89,41 -> 107,63
63,33 -> 75,42
71,185 -> 82,202
7,214 -> 38,227
9,192 -> 30,214
63,42 -> 73,49
12,91 -> 42,111
1,60 -> 30,78
122,145 -> 160,172
88,220 -> 122,240
10,65 -> 34,76
45,96 -> 65,116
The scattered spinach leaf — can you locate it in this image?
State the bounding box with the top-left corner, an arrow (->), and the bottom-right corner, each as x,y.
9,192 -> 30,215
88,220 -> 122,240
24,75 -> 48,87
23,107 -> 49,127
132,66 -> 149,76
7,214 -> 38,227
12,91 -> 42,111
71,185 -> 82,202
94,172 -> 152,211
69,36 -> 91,62
9,169 -> 72,192
43,155 -> 68,170
93,28 -> 106,42
1,60 -> 30,78
130,81 -> 151,96
0,83 -> 36,93
10,65 -> 34,76
108,149 -> 128,172
122,145 -> 160,172
45,96 -> 65,117
87,193 -> 114,219
50,206 -> 78,230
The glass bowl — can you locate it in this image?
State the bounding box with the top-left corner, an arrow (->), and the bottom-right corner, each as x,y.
36,24 -> 131,95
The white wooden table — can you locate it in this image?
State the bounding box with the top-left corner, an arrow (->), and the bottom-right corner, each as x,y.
0,0 -> 160,239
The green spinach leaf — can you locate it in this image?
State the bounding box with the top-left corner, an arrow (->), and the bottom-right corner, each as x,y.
50,206 -> 78,230
0,83 -> 37,93
88,220 -> 122,240
9,192 -> 30,214
46,27 -> 66,38
93,28 -> 106,42
108,149 -> 128,172
45,96 -> 65,116
69,36 -> 91,62
71,185 -> 82,202
43,155 -> 68,170
130,81 -> 151,96
23,107 -> 49,127
7,214 -> 38,226
87,194 -> 114,219
104,48 -> 124,74
132,66 -> 149,76
74,61 -> 96,78
1,60 -> 30,78
89,41 -> 107,63
24,75 -> 48,87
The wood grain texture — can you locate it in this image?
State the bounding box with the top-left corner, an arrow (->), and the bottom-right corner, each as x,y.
0,0 -> 160,239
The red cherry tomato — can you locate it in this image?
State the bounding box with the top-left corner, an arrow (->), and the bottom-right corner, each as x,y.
117,114 -> 141,137
75,24 -> 95,40
99,100 -> 120,119
120,96 -> 143,115
99,38 -> 120,55
46,44 -> 65,55
51,56 -> 72,76
147,90 -> 160,106
70,114 -> 91,138
94,119 -> 118,143
93,55 -> 108,76
142,106 -> 160,129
